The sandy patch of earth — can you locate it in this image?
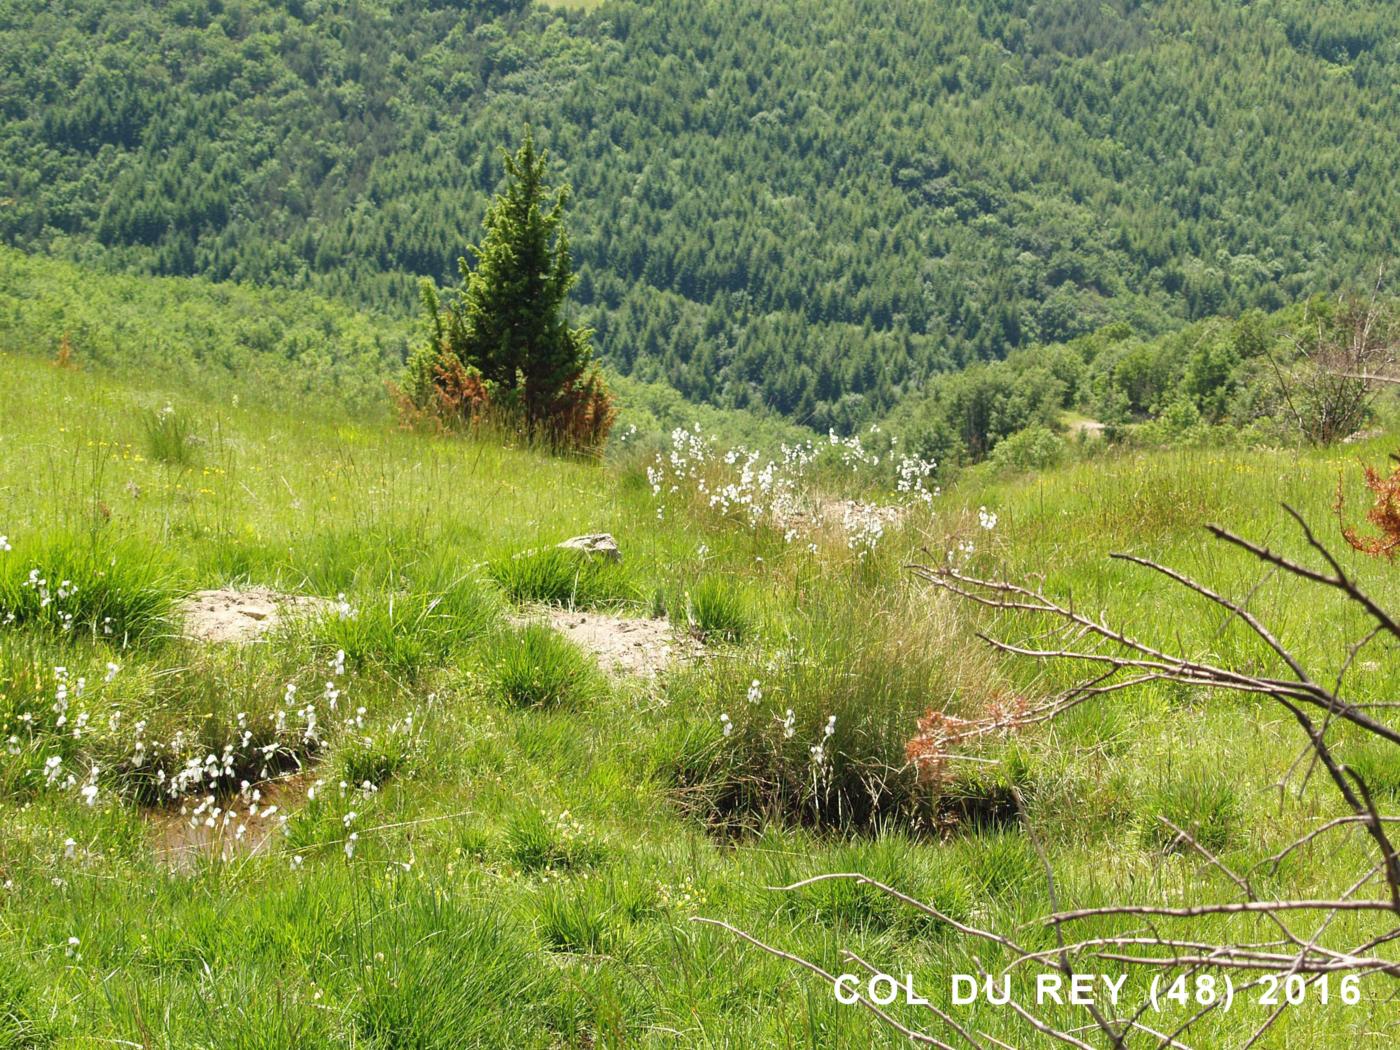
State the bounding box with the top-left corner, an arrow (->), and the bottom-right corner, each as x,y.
178,587 -> 329,643
514,607 -> 700,677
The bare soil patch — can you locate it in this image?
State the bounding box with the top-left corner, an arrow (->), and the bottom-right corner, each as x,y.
514,607 -> 700,677
178,587 -> 328,643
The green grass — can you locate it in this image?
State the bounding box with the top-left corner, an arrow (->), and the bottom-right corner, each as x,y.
0,351 -> 1397,1046
488,624 -> 605,709
683,574 -> 755,642
488,546 -> 639,609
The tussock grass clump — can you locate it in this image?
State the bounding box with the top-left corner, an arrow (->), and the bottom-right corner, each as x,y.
684,576 -> 755,643
309,573 -> 499,675
98,645 -> 332,804
488,625 -> 603,710
0,637 -> 352,806
532,880 -> 619,954
1141,769 -> 1242,854
780,833 -> 975,936
139,405 -> 199,467
488,547 -> 637,609
335,725 -> 415,791
1339,736 -> 1400,799
0,535 -> 175,644
353,886 -> 561,1049
504,806 -> 605,872
666,587 -> 1003,834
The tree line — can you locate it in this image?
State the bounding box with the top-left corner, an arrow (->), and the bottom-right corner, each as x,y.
3,0 -> 1398,431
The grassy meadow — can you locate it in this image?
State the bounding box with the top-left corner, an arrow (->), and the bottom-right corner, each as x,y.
1,349 -> 1398,1047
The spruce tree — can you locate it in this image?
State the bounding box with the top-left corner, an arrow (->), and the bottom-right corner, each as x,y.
445,129 -> 596,430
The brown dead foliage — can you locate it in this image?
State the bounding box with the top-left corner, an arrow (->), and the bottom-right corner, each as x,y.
1336,453 -> 1400,559
903,690 -> 1031,791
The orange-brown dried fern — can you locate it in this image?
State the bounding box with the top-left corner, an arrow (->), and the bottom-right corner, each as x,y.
1336,454 -> 1400,559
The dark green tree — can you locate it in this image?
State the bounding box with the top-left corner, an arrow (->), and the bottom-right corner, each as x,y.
408,129 -> 613,446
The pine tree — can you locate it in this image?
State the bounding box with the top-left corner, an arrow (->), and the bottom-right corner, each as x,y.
452,130 -> 595,422
406,129 -> 613,448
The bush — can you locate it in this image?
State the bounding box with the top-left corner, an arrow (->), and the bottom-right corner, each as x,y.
989,425 -> 1065,472
487,625 -> 603,709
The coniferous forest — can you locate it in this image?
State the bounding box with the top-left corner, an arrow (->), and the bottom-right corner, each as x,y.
4,0 -> 1399,432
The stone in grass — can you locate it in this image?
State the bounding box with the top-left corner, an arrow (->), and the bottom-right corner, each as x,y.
557,533 -> 622,563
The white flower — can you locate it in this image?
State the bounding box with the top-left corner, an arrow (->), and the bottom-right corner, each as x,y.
104,662 -> 120,682
63,838 -> 76,859
782,709 -> 796,739
719,713 -> 732,737
978,506 -> 998,530
344,832 -> 358,859
0,536 -> 10,553
747,680 -> 762,704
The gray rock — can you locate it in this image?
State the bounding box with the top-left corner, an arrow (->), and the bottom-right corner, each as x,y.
557,533 -> 622,563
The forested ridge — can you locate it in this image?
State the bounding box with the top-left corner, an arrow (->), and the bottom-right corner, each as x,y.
4,0 -> 1399,431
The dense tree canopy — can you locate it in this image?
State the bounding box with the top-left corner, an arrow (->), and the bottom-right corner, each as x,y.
3,0 -> 1398,431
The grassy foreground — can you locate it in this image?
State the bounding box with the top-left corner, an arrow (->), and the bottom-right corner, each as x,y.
1,351 -> 1397,1047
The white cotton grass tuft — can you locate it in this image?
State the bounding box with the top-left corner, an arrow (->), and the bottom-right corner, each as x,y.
645,424 -> 937,555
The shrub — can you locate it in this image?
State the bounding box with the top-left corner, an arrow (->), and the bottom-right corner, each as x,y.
1336,454 -> 1400,559
488,547 -> 636,609
989,425 -> 1065,472
487,625 -> 603,709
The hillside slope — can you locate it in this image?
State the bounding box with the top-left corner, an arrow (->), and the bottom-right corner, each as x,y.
0,354 -> 1397,1044
4,0 -> 1399,428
